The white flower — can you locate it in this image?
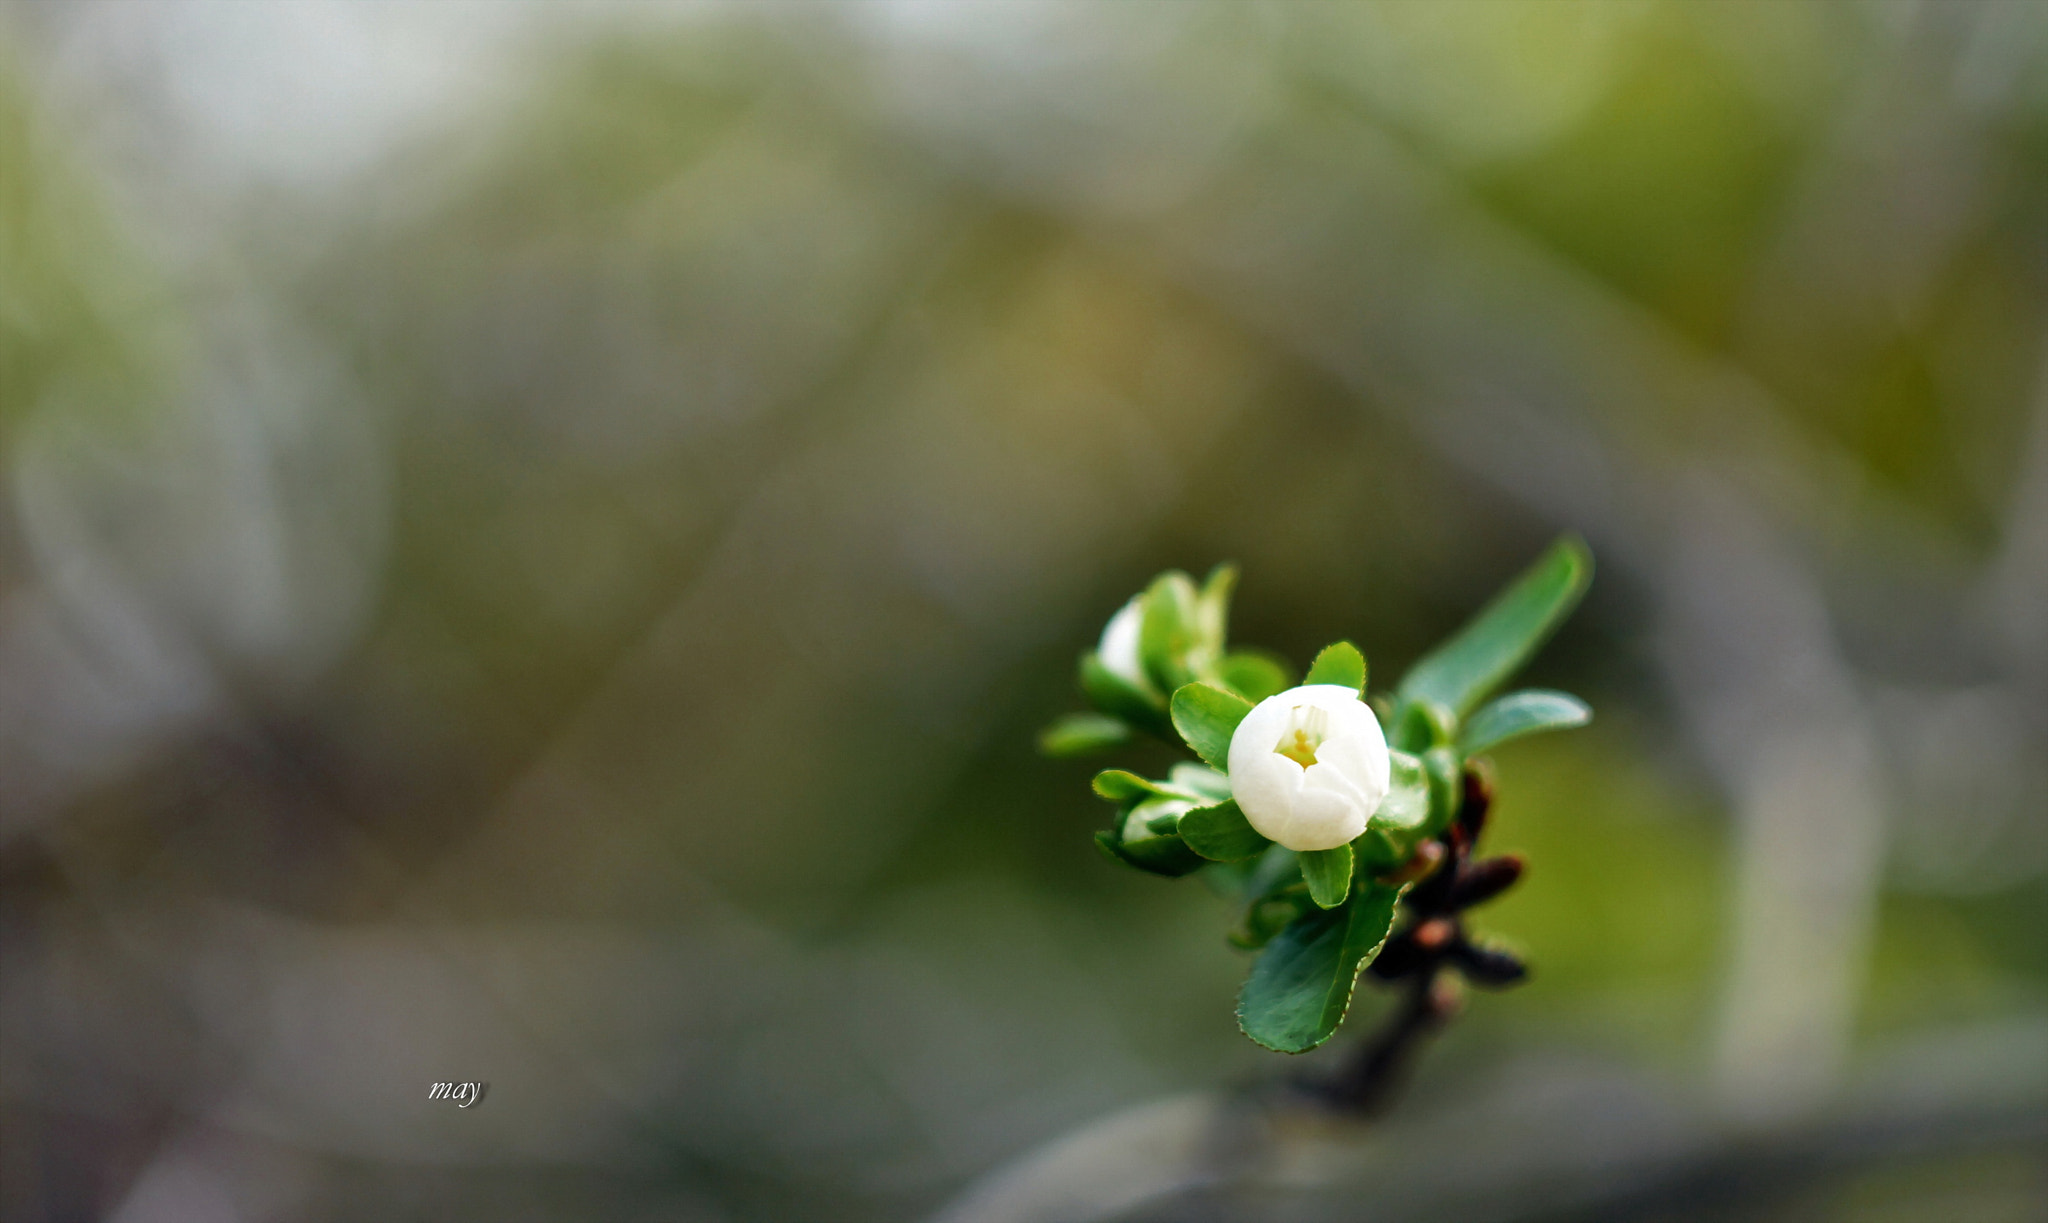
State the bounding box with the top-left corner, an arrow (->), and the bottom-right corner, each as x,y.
1227,684 -> 1391,852
1098,597 -> 1152,692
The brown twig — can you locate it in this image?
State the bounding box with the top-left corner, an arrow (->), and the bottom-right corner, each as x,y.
1314,763 -> 1527,1113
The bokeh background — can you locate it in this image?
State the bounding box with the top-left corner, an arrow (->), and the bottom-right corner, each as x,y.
3,1 -> 2045,1219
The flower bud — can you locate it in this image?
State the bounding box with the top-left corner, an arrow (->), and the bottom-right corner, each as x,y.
1097,597 -> 1153,693
1226,683 -> 1391,852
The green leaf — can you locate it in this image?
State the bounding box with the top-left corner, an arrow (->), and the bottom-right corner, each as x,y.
1124,797 -> 1192,839
1228,845 -> 1308,949
1097,800 -> 1207,877
1390,698 -> 1454,753
1139,571 -> 1202,694
1349,826 -> 1406,877
1300,845 -> 1353,908
1460,689 -> 1593,755
1397,534 -> 1593,719
1197,562 -> 1238,653
1170,682 -> 1254,771
1113,832 -> 1207,877
1038,712 -> 1131,757
1080,654 -> 1165,734
1241,843 -> 1303,902
1422,747 -> 1463,837
1179,799 -> 1271,862
1237,882 -> 1402,1052
1168,762 -> 1233,803
1303,641 -> 1366,693
1091,769 -> 1164,804
1216,650 -> 1293,703
1371,751 -> 1433,834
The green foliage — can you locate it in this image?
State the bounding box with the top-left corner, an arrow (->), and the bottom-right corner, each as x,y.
1096,828 -> 1206,878
1374,751 -> 1434,835
1038,712 -> 1132,757
1460,689 -> 1593,755
1139,570 -> 1204,694
1300,845 -> 1354,908
1228,845 -> 1312,949
1217,650 -> 1294,703
1045,537 -> 1593,1050
1397,535 -> 1593,719
1237,883 -> 1403,1053
1179,800 -> 1271,862
1079,654 -> 1167,738
1303,640 -> 1367,693
1169,682 -> 1253,772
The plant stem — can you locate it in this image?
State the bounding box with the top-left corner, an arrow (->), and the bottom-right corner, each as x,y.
1318,966 -> 1462,1113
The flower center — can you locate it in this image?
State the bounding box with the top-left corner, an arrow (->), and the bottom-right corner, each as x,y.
1273,705 -> 1329,769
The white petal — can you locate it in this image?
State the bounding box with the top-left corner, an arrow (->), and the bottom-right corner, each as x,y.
1231,751 -> 1303,843
1312,729 -> 1389,813
1278,784 -> 1366,851
1097,598 -> 1148,688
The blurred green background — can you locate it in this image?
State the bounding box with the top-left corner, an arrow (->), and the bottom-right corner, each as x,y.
2,2 -> 2044,1220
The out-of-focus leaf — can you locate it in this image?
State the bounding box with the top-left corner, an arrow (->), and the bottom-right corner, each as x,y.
1080,653 -> 1166,733
1303,641 -> 1366,693
1096,827 -> 1206,878
1391,697 -> 1455,753
1300,844 -> 1353,908
1038,712 -> 1131,757
1099,795 -> 1208,879
1228,845 -> 1309,949
1237,882 -> 1401,1052
1422,746 -> 1463,837
1397,534 -> 1593,719
1170,682 -> 1253,771
1091,769 -> 1168,804
1216,649 -> 1293,703
1373,750 -> 1433,834
1196,562 -> 1238,653
1180,799 -> 1271,862
1459,689 -> 1592,755
1139,570 -> 1202,694
1169,762 -> 1234,803
1350,826 -> 1406,876
1123,797 -> 1193,840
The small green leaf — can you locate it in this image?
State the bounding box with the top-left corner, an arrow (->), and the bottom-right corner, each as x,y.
1197,562 -> 1238,652
1398,534 -> 1593,719
1422,746 -> 1463,837
1349,826 -> 1406,876
1170,682 -> 1254,771
1139,571 -> 1202,694
1390,698 -> 1454,753
1216,650 -> 1293,703
1098,804 -> 1207,877
1115,832 -> 1207,877
1179,799 -> 1271,862
1240,843 -> 1302,900
1372,751 -> 1433,833
1080,653 -> 1165,734
1038,712 -> 1131,757
1228,845 -> 1308,948
1168,762 -> 1233,803
1123,796 -> 1195,841
1303,641 -> 1366,693
1231,897 -> 1311,950
1460,689 -> 1592,755
1091,769 -> 1161,804
1237,882 -> 1402,1052
1300,845 -> 1353,908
